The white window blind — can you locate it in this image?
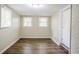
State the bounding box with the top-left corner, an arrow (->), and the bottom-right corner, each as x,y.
1,5 -> 12,28
39,17 -> 48,27
23,17 -> 32,27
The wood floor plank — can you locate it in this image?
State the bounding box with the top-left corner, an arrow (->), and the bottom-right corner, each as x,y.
3,38 -> 67,54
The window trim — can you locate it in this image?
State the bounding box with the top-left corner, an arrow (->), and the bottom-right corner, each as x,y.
0,5 -> 12,28
38,17 -> 48,27
23,17 -> 32,27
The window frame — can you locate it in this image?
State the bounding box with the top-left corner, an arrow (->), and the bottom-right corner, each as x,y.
0,5 -> 12,28
38,17 -> 48,27
23,17 -> 32,27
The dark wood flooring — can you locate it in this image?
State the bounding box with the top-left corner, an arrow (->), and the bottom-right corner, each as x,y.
3,38 -> 67,54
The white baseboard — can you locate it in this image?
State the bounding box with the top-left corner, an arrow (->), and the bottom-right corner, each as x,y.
51,37 -> 61,46
20,36 -> 51,38
0,38 -> 20,54
60,43 -> 70,51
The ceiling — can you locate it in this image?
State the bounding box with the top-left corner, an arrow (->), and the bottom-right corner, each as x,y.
7,4 -> 68,16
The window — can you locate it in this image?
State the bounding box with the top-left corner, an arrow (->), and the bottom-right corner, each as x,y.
1,5 -> 12,28
39,17 -> 48,27
23,17 -> 32,27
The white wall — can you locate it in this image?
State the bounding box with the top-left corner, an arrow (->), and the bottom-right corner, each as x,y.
51,5 -> 71,52
61,6 -> 71,49
0,5 -> 20,53
71,5 -> 79,53
51,5 -> 71,47
20,16 -> 51,38
51,11 -> 62,45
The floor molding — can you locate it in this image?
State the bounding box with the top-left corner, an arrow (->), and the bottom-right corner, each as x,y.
60,43 -> 70,54
20,38 -> 51,40
50,37 -> 60,46
20,36 -> 51,38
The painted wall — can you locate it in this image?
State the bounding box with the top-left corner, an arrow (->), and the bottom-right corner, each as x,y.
62,6 -> 71,49
71,5 -> 79,53
20,16 -> 52,38
51,5 -> 71,49
0,5 -> 20,53
51,11 -> 62,45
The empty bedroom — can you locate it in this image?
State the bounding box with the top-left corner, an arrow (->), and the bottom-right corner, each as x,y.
0,4 -> 71,54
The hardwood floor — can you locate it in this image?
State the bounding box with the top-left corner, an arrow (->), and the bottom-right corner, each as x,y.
3,38 -> 67,54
